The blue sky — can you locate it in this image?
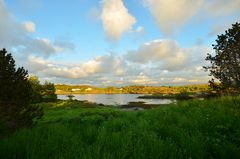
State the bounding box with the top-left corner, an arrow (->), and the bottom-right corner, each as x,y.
1,0 -> 240,86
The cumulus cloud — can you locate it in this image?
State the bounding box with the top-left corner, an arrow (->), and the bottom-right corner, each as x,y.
208,24 -> 228,37
204,0 -> 240,17
144,0 -> 203,35
101,0 -> 136,40
82,54 -> 126,76
1,0 -> 210,86
25,51 -> 209,86
0,0 -> 28,47
130,73 -> 158,85
125,39 -> 188,70
208,19 -> 240,37
27,54 -> 126,80
27,56 -> 49,72
205,0 -> 240,36
0,0 -> 73,57
20,38 -> 72,57
24,38 -> 210,86
143,0 -> 240,35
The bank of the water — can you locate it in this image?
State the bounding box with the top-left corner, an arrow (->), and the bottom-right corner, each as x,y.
138,92 -> 210,100
58,94 -> 176,106
1,96 -> 240,159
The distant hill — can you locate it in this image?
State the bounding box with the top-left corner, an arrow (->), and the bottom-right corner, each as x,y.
55,84 -> 209,94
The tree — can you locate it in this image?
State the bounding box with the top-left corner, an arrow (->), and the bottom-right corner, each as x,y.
29,76 -> 57,102
0,48 -> 43,134
204,22 -> 240,94
41,81 -> 57,101
29,76 -> 43,103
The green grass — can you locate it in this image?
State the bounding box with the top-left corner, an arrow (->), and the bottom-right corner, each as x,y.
1,96 -> 240,159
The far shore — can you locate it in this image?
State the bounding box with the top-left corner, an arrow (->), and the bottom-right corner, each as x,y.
56,92 -> 151,95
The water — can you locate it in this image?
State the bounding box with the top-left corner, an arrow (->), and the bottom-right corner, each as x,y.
58,94 -> 175,106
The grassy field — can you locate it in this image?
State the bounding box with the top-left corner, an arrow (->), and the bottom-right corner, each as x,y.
1,96 -> 240,159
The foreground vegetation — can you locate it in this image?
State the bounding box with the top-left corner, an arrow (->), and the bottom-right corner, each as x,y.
1,96 -> 240,159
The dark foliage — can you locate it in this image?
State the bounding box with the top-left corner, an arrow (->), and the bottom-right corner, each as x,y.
204,22 -> 240,94
29,76 -> 57,103
0,48 -> 43,134
41,81 -> 57,102
29,76 -> 43,103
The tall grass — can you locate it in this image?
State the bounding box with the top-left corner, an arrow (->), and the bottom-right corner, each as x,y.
1,96 -> 240,159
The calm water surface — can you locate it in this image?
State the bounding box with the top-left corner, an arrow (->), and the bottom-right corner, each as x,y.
58,94 -> 175,106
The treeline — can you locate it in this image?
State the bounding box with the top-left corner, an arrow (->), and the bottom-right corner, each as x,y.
55,84 -> 209,94
29,76 -> 57,103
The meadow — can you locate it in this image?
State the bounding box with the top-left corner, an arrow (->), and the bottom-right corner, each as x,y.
0,96 -> 240,159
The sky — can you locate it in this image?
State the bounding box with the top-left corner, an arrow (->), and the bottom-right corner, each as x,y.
0,0 -> 240,86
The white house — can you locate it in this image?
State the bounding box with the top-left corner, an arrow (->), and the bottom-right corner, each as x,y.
85,88 -> 93,91
71,88 -> 80,91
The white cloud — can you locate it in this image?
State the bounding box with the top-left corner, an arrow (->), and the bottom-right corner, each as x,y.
24,21 -> 35,32
82,59 -> 101,74
172,77 -> 186,83
0,0 -> 212,86
205,0 -> 240,17
130,73 -> 158,85
0,0 -> 27,47
27,56 -> 49,72
133,26 -> 145,38
23,38 -> 66,56
125,39 -> 188,70
135,26 -> 145,35
144,0 -> 203,35
27,54 -> 126,80
24,44 -> 209,86
164,51 -> 187,71
0,0 -> 73,58
24,38 -> 210,86
101,0 -> 136,40
208,19 -> 240,37
143,0 -> 240,35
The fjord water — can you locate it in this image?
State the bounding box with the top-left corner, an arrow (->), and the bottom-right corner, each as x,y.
58,94 -> 175,105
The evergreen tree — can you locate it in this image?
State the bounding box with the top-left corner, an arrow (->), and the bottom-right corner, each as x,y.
0,48 -> 43,134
